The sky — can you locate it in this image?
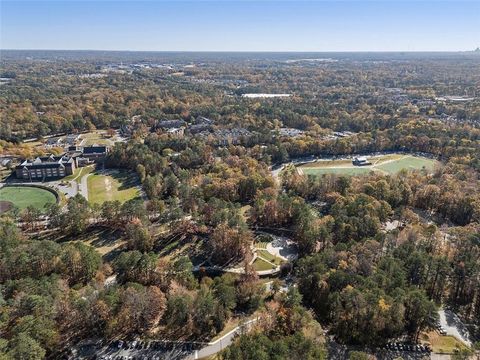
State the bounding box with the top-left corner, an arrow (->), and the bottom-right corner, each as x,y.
1,1 -> 479,52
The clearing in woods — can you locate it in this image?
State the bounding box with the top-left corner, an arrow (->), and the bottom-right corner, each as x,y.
87,170 -> 140,204
298,154 -> 439,177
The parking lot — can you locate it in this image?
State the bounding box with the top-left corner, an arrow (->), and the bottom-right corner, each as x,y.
71,339 -> 200,360
377,342 -> 431,360
327,339 -> 432,360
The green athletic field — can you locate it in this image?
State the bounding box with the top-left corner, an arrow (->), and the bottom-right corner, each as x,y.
0,186 -> 57,213
87,171 -> 140,204
375,156 -> 437,173
298,154 -> 439,177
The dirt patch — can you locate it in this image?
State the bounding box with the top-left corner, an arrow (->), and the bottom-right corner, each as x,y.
0,200 -> 14,214
104,177 -> 112,200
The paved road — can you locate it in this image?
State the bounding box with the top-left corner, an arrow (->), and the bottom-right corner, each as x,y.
79,172 -> 91,200
187,318 -> 258,359
264,233 -> 298,261
56,180 -> 78,198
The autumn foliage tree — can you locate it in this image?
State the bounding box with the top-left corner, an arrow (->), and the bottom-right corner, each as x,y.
208,223 -> 253,266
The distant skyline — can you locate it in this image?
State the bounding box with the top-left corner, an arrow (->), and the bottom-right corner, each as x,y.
1,1 -> 479,52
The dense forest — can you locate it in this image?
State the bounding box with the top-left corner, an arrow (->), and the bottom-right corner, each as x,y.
1,51 -> 479,359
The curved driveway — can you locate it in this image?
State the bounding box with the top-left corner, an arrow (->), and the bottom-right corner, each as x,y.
187,318 -> 258,359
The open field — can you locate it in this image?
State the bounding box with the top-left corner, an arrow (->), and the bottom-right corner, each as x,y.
80,131 -> 115,146
302,167 -> 371,176
0,186 -> 57,213
376,156 -> 438,173
252,257 -> 276,271
87,170 -> 140,204
256,249 -> 284,266
421,332 -> 470,354
298,154 -> 439,177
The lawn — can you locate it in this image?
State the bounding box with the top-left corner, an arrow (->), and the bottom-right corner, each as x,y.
87,171 -> 140,204
252,257 -> 276,271
422,332 -> 470,354
299,154 -> 403,169
302,167 -> 372,176
256,249 -> 284,265
299,154 -> 439,177
0,186 -> 57,213
80,131 -> 114,146
63,165 -> 95,182
375,155 -> 438,174
301,159 -> 354,168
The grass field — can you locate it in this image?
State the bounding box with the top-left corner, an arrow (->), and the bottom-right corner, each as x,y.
376,156 -> 437,173
302,167 -> 372,176
421,332 -> 470,354
0,186 -> 57,212
87,170 -> 140,204
80,131 -> 114,146
256,249 -> 284,265
298,154 -> 439,177
252,257 -> 277,271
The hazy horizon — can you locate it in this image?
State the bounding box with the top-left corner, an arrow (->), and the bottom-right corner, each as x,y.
1,49 -> 479,53
1,1 -> 479,52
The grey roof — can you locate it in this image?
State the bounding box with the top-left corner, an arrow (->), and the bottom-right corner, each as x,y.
83,146 -> 108,154
16,154 -> 74,170
155,119 -> 187,129
194,116 -> 214,125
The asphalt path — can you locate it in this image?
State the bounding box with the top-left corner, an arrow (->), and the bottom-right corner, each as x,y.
188,318 -> 258,359
80,172 -> 91,200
